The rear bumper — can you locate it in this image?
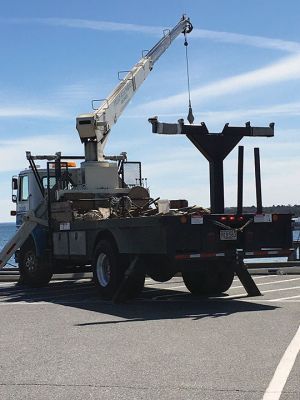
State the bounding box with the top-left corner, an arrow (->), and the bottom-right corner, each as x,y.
175,248 -> 293,261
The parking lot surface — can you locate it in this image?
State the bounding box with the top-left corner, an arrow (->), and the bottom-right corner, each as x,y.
0,274 -> 299,399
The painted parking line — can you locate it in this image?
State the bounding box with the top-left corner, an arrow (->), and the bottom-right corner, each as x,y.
267,294 -> 300,302
146,278 -> 300,298
0,298 -> 110,306
233,275 -> 277,282
231,277 -> 300,290
262,324 -> 300,400
261,285 -> 300,294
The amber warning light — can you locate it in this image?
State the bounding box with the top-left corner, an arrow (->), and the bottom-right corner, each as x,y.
49,162 -> 76,168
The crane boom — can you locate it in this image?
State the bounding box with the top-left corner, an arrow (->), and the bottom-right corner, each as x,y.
76,15 -> 193,161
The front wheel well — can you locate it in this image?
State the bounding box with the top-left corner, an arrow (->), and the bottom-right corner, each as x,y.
93,230 -> 119,254
20,235 -> 35,253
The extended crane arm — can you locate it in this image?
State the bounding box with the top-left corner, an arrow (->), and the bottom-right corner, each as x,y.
76,15 -> 193,161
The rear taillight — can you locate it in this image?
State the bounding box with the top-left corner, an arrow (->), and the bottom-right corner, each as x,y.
219,215 -> 245,222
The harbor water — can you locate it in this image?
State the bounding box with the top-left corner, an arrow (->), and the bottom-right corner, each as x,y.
0,223 -> 17,268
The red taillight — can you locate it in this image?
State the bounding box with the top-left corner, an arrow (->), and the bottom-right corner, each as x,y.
219,215 -> 244,222
219,215 -> 245,222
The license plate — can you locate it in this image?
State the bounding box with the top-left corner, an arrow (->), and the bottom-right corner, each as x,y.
220,229 -> 237,241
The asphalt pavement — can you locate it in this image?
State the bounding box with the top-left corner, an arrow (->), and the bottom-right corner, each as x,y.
0,274 -> 299,400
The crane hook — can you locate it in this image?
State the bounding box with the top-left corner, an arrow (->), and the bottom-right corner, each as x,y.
187,102 -> 194,124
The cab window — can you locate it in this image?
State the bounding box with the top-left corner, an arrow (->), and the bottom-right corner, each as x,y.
19,175 -> 29,201
42,177 -> 56,189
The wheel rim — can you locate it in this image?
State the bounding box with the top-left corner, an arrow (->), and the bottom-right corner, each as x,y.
24,251 -> 37,273
96,253 -> 111,287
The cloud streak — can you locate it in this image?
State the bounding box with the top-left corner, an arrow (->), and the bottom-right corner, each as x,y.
0,134 -> 82,172
4,17 -> 300,53
127,101 -> 300,127
192,29 -> 300,53
0,106 -> 63,118
133,53 -> 300,114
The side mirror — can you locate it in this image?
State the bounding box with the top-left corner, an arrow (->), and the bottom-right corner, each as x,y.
12,177 -> 18,190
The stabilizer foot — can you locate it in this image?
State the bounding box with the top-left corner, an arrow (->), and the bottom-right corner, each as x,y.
113,256 -> 143,304
234,260 -> 261,297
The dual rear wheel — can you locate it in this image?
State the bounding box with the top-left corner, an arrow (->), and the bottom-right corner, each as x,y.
182,261 -> 234,295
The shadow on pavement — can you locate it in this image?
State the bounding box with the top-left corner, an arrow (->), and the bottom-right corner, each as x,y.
0,280 -> 279,324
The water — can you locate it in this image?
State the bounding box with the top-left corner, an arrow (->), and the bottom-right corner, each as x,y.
0,222 -> 18,268
293,230 -> 300,242
0,222 -> 299,269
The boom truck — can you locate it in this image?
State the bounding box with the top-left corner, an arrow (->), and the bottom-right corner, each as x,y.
0,16 -> 293,302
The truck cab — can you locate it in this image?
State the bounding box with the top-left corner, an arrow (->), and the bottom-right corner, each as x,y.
12,169 -> 47,228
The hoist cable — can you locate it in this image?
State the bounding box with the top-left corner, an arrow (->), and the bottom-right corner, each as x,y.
184,32 -> 194,124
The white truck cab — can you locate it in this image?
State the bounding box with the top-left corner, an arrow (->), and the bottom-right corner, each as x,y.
12,169 -> 47,227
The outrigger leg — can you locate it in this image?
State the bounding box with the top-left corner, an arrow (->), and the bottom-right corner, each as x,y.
233,257 -> 261,297
113,256 -> 145,304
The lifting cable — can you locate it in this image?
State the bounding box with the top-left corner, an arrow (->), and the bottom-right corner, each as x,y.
184,31 -> 194,124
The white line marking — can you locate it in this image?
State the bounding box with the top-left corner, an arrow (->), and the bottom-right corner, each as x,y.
231,277 -> 300,289
0,301 -> 49,305
0,299 -> 109,306
267,294 -> 300,302
262,324 -> 300,400
261,285 -> 300,294
278,300 -> 300,302
233,275 -> 277,282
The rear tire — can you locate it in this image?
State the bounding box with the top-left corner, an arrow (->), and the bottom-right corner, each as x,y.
92,240 -> 145,300
182,261 -> 234,295
19,240 -> 53,288
145,255 -> 175,282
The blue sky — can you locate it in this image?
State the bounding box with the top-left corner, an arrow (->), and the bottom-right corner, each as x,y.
0,0 -> 300,221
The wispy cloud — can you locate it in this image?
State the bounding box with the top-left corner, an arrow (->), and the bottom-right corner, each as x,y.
0,80 -> 100,119
126,101 -> 300,123
192,29 -> 300,53
199,102 -> 300,124
0,106 -> 63,118
0,134 -> 82,172
133,53 -> 300,114
4,17 -> 160,35
4,17 -> 300,54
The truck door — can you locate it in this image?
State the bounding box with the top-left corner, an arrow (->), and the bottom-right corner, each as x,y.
16,174 -> 30,227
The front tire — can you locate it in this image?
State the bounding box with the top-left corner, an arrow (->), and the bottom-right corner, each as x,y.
19,240 -> 53,288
